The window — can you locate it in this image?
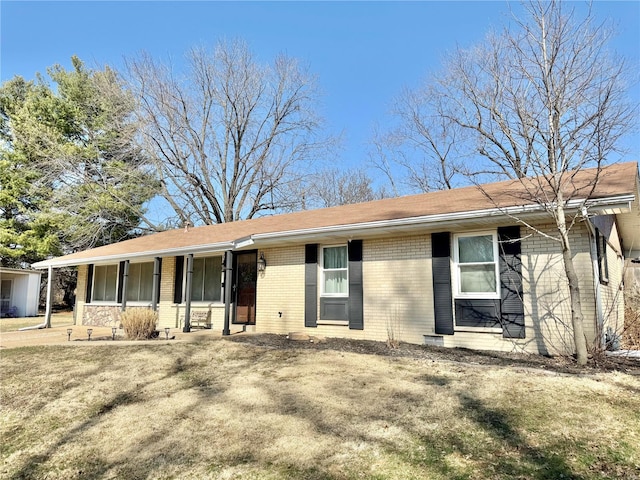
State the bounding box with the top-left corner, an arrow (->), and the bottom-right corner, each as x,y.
93,264 -> 118,302
126,262 -> 154,302
322,245 -> 348,295
453,232 -> 499,297
596,229 -> 609,285
191,256 -> 222,302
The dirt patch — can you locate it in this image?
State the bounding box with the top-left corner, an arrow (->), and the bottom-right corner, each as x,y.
226,333 -> 640,375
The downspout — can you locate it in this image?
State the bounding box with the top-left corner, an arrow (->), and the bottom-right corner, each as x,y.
44,265 -> 53,328
19,265 -> 53,331
581,207 -> 605,349
222,250 -> 233,336
183,254 -> 193,332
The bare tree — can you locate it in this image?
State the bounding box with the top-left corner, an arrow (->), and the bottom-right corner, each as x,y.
387,1 -> 636,364
126,40 -> 331,225
304,167 -> 387,209
370,87 -> 465,195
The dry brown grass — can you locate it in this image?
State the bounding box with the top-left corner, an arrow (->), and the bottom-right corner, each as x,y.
0,311 -> 74,333
1,337 -> 639,479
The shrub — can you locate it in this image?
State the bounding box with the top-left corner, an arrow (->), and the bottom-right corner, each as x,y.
120,309 -> 158,340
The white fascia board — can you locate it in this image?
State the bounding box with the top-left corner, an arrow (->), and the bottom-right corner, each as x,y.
0,267 -> 43,274
250,195 -> 635,244
32,241 -> 236,269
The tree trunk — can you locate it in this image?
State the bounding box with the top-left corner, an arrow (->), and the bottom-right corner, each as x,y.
557,211 -> 589,365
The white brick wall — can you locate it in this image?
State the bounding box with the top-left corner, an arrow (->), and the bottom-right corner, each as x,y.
361,235 -> 433,344
519,222 -> 597,355
599,221 -> 625,340
255,246 -> 306,335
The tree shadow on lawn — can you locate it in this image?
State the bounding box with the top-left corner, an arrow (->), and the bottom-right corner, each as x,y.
455,394 -> 582,480
6,341 -> 636,480
251,368 -> 592,480
7,343 -> 308,480
10,390 -> 141,480
7,344 -> 210,479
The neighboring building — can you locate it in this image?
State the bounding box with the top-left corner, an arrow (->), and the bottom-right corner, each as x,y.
0,268 -> 42,318
34,162 -> 640,355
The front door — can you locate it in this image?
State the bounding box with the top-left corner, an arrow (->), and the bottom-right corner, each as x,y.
233,252 -> 257,325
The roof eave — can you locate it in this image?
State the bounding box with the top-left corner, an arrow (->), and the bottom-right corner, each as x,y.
31,193 -> 635,269
32,241 -> 237,269
250,194 -> 636,245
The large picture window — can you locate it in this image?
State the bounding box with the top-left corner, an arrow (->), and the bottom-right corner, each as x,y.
322,245 -> 348,296
453,232 -> 499,297
93,264 -> 118,302
126,262 -> 154,302
191,256 -> 222,302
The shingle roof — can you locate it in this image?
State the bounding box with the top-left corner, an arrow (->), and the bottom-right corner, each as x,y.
34,161 -> 638,267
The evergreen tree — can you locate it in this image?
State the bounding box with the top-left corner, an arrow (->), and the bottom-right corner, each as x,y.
0,57 -> 159,270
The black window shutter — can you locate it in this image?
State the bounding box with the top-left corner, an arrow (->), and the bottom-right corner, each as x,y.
305,244 -> 318,327
155,257 -> 163,302
498,226 -> 525,339
174,256 -> 184,304
117,261 -> 125,303
348,240 -> 364,330
432,232 -> 454,335
85,264 -> 94,303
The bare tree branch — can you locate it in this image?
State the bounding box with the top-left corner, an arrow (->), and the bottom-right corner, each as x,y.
126,40 -> 332,225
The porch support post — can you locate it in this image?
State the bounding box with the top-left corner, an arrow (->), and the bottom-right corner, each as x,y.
44,265 -> 53,328
222,250 -> 233,336
152,257 -> 160,312
120,260 -> 130,312
183,253 -> 193,332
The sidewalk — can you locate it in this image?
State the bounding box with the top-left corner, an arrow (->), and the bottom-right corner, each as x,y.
0,325 -> 221,349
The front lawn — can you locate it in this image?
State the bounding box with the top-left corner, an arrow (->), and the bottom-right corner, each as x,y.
1,337 -> 638,479
0,311 -> 74,333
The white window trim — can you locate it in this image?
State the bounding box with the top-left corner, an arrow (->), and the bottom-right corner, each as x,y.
183,255 -> 224,304
454,326 -> 504,334
125,301 -> 153,307
320,244 -> 349,297
452,231 -> 500,299
317,319 -> 349,326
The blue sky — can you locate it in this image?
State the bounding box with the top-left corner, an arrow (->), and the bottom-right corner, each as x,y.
2,1 -> 639,179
